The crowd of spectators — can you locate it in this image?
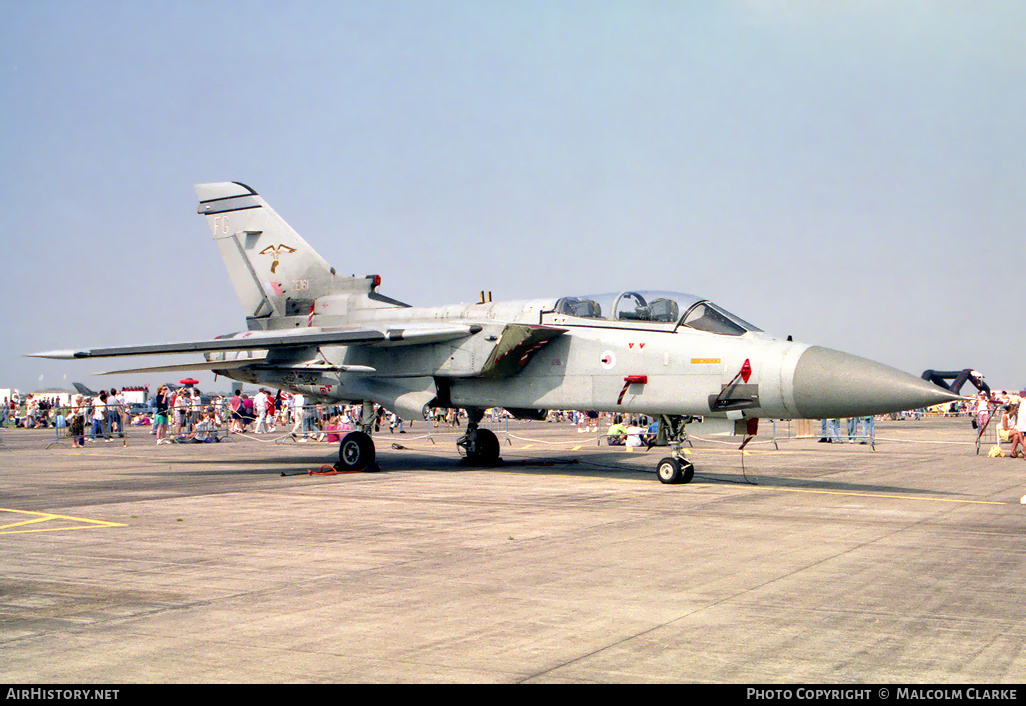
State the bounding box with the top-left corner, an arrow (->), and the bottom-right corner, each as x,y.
3,394 -> 76,430
140,387 -> 383,445
219,388 -> 377,443
0,387 -> 418,446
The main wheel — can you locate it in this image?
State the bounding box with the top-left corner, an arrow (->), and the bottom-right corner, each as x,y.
470,428 -> 500,464
657,457 -> 682,484
338,431 -> 376,471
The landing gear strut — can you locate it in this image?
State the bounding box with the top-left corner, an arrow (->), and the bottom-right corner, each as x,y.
456,408 -> 502,465
655,415 -> 695,484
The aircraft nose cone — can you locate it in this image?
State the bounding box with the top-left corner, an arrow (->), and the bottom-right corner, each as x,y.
792,346 -> 960,419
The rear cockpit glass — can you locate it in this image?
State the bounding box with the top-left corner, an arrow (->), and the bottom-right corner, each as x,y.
613,292 -> 681,323
613,292 -> 649,321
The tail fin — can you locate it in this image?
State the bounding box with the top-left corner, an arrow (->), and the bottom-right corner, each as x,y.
196,182 -> 340,322
72,382 -> 99,397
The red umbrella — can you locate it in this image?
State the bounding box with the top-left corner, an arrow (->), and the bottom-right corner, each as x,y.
179,378 -> 199,386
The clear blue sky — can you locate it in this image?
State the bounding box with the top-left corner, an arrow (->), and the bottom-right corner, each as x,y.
3,1 -> 1024,395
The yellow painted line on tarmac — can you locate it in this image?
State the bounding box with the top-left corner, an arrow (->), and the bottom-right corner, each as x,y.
0,508 -> 126,535
767,486 -> 1009,506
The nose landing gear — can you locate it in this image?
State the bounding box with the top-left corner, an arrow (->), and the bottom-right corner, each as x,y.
655,414 -> 696,484
656,456 -> 695,484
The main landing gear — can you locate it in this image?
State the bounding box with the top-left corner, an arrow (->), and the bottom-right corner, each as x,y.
334,404 -> 503,472
654,415 -> 695,484
335,401 -> 379,472
456,408 -> 502,465
337,430 -> 376,471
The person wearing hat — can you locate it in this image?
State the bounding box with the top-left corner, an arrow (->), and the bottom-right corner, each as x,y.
1000,397 -> 1018,443
68,394 -> 86,447
974,391 -> 993,434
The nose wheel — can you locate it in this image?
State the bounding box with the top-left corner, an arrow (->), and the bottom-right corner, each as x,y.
656,457 -> 694,484
655,414 -> 696,484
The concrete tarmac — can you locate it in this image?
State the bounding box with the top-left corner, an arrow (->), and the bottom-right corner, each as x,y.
1,416 -> 1024,683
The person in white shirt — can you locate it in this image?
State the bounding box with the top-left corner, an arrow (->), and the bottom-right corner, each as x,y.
91,392 -> 111,441
173,391 -> 189,435
189,389 -> 202,426
291,392 -> 306,439
975,392 -> 993,435
253,389 -> 269,433
389,411 -> 404,434
625,423 -> 646,448
108,388 -> 125,438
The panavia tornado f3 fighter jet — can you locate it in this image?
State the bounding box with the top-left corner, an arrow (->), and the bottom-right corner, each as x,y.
32,182 -> 959,483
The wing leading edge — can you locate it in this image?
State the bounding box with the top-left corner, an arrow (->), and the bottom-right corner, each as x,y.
28,324 -> 483,360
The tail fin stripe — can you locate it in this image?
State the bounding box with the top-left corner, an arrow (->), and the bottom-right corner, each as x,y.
197,195 -> 261,215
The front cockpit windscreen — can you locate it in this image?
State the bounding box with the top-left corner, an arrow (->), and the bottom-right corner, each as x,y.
680,301 -> 761,336
552,291 -> 760,335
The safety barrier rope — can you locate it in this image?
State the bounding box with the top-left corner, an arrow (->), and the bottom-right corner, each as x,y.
774,434 -> 976,446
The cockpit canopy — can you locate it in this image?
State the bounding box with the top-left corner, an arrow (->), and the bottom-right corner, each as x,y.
552,291 -> 760,336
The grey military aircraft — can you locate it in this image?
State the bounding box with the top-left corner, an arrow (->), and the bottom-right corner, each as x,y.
31,182 -> 959,483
